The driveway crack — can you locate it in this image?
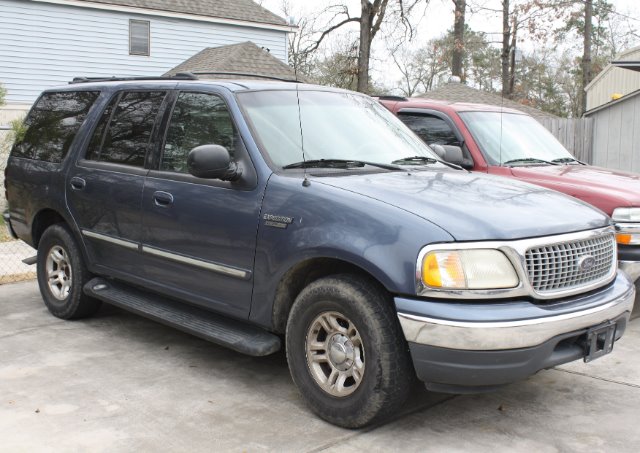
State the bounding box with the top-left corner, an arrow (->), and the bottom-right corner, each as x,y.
554,367 -> 640,389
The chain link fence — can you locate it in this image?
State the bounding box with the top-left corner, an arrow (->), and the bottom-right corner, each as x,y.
1,127 -> 37,285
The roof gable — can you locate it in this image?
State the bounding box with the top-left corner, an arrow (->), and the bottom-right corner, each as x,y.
50,0 -> 288,27
164,41 -> 302,81
419,82 -> 558,120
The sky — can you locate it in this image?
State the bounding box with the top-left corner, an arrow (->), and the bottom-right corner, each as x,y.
258,0 -> 640,91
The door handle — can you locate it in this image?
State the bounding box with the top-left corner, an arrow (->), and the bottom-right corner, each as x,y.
70,177 -> 86,191
153,191 -> 174,207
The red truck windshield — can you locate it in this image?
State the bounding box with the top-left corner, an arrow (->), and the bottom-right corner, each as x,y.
459,111 -> 575,166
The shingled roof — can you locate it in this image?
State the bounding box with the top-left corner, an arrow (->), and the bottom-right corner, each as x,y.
73,0 -> 287,26
420,81 -> 558,120
164,41 -> 302,81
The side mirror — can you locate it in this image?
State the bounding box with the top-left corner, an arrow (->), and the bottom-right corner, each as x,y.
187,145 -> 241,181
440,145 -> 464,166
430,144 -> 446,159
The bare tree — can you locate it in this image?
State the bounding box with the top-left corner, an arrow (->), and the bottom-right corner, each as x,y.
308,1 -> 427,93
390,42 -> 449,96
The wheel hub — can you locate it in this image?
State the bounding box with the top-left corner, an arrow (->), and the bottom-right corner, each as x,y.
305,311 -> 365,397
328,334 -> 355,371
45,245 -> 72,301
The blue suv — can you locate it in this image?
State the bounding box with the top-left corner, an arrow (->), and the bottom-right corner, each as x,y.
3,76 -> 635,428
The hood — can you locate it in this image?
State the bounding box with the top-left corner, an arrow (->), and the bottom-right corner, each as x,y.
510,164 -> 640,215
313,169 -> 610,241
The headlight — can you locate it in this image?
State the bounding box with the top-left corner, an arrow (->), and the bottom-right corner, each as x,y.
612,208 -> 640,245
612,207 -> 640,222
421,249 -> 519,290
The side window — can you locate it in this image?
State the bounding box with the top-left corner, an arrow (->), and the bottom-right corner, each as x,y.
11,91 -> 99,162
161,92 -> 238,173
86,91 -> 166,167
398,114 -> 460,146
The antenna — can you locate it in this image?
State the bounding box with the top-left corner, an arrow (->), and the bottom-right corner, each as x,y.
294,84 -> 310,187
499,87 -> 505,166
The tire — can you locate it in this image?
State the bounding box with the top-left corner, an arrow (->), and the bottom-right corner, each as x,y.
285,274 -> 414,428
36,223 -> 101,319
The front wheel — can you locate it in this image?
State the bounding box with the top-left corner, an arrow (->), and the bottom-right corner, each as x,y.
285,274 -> 414,428
36,224 -> 101,319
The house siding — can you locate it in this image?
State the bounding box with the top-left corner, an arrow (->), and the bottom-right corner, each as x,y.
587,93 -> 640,173
0,0 -> 288,105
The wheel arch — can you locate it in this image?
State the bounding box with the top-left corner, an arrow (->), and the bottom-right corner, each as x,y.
270,257 -> 391,334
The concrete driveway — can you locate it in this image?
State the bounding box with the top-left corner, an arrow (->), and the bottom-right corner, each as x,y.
1,280 -> 639,452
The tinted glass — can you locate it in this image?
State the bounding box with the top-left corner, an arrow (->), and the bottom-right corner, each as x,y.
161,92 -> 238,173
398,114 -> 459,146
237,90 -> 440,168
87,91 -> 166,167
459,112 -> 573,165
11,91 -> 99,162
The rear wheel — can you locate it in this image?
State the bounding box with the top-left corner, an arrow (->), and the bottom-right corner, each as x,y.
37,224 -> 101,319
285,274 -> 414,428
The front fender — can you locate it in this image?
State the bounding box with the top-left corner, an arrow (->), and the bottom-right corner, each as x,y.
249,174 -> 453,328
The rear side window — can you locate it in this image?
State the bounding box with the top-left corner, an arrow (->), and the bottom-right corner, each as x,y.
11,91 -> 99,162
86,91 -> 166,167
398,114 -> 460,146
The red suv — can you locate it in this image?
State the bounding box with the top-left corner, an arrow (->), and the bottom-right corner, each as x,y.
379,97 -> 640,289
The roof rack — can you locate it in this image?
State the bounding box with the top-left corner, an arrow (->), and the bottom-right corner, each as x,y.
191,71 -> 301,83
375,95 -> 408,102
69,73 -> 198,84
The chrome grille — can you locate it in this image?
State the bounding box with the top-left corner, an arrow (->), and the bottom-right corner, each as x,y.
525,233 -> 615,293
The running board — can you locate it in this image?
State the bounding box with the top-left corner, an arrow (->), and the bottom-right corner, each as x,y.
83,277 -> 281,356
22,255 -> 37,265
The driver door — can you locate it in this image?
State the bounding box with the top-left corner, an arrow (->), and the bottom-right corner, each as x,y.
140,90 -> 262,318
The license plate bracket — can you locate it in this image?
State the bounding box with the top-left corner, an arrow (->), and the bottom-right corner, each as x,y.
584,321 -> 616,363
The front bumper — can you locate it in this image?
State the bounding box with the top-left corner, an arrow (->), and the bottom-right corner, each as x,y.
396,271 -> 635,391
619,244 -> 640,282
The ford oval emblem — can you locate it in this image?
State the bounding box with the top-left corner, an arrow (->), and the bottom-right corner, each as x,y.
578,255 -> 596,272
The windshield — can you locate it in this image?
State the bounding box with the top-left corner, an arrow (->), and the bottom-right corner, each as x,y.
236,90 -> 440,168
459,111 -> 574,165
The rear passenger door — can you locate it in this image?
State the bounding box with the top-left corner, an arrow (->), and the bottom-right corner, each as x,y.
140,90 -> 261,318
67,90 -> 168,280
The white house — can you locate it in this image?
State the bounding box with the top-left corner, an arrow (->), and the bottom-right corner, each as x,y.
0,0 -> 292,119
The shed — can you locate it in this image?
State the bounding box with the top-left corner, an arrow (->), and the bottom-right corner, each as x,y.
585,88 -> 640,172
585,46 -> 640,111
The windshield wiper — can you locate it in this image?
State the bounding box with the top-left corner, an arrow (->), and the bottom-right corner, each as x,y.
502,158 -> 559,166
391,156 -> 439,165
282,159 -> 399,170
551,157 -> 585,165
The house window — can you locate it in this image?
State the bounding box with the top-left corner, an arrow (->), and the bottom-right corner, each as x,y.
129,20 -> 150,56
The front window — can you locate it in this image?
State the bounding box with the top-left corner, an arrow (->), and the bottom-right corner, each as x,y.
237,90 -> 440,168
459,112 -> 574,165
161,92 -> 238,173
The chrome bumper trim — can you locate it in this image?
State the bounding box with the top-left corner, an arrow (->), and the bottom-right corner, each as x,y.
619,261 -> 640,282
398,285 -> 635,351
